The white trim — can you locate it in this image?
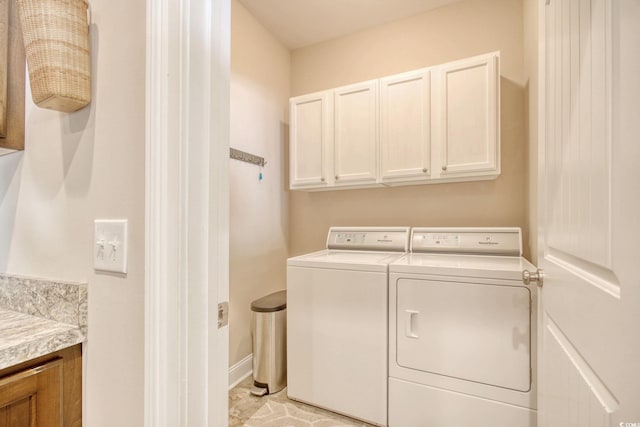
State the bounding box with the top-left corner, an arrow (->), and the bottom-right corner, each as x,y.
537,0 -> 547,265
536,1 -> 546,425
208,1 -> 231,426
145,0 -> 181,424
229,354 -> 253,390
145,0 -> 230,426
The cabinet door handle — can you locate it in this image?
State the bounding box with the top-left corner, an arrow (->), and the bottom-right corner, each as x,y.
335,175 -> 339,180
442,165 -> 447,171
422,168 -> 428,173
320,177 -> 325,182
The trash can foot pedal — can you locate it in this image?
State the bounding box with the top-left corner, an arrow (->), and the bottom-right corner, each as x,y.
250,385 -> 268,396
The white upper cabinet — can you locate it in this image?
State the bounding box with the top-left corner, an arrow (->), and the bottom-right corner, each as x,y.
289,91 -> 332,189
379,69 -> 431,184
436,54 -> 499,178
333,81 -> 378,186
289,52 -> 500,191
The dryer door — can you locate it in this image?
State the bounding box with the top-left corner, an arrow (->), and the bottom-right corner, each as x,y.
396,278 -> 531,392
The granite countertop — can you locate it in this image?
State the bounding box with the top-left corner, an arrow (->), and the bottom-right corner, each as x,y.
0,274 -> 87,370
0,309 -> 85,370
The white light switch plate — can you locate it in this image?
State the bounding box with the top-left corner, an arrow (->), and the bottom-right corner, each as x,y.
94,220 -> 128,274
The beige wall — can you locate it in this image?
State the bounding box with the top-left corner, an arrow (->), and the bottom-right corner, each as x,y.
523,0 -> 538,264
289,0 -> 531,260
230,0 -> 290,367
0,0 -> 145,425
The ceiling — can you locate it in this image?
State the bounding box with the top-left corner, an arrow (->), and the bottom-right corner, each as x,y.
237,0 -> 462,50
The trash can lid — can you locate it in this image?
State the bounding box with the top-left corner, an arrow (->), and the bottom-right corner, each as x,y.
251,290 -> 286,313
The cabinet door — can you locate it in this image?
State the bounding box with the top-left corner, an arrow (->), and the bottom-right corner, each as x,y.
289,92 -> 332,189
333,81 -> 378,185
0,359 -> 63,427
380,70 -> 431,183
437,53 -> 499,177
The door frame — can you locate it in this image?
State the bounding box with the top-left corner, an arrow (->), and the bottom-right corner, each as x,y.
144,0 -> 230,425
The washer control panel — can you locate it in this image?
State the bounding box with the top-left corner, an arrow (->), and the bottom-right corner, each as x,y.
411,228 -> 522,256
327,227 -> 410,252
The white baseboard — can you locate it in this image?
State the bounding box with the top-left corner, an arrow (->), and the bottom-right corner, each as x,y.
229,353 -> 253,390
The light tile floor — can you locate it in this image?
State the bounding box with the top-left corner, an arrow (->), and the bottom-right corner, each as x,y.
229,376 -> 376,427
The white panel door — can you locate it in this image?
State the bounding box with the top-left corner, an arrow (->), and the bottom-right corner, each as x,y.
437,53 -> 499,177
333,81 -> 378,185
538,0 -> 640,426
289,92 -> 331,189
380,70 -> 431,183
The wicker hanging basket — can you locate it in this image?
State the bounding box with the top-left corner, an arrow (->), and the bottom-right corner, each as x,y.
16,0 -> 91,112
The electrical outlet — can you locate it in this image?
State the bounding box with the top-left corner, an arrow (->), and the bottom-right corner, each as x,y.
94,220 -> 128,274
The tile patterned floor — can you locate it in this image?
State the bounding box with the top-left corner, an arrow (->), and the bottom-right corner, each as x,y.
229,376 -> 376,427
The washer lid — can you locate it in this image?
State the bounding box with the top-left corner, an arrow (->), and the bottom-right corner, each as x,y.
288,250 -> 404,272
390,253 -> 536,280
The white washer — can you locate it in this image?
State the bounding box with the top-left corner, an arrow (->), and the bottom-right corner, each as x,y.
287,227 -> 410,426
388,228 -> 537,427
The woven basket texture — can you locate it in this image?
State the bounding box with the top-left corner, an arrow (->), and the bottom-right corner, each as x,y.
17,0 -> 90,112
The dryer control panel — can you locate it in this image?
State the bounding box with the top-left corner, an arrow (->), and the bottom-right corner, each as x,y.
411,227 -> 522,256
326,227 -> 410,252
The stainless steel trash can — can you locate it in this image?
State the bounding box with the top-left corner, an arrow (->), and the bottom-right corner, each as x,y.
250,290 -> 286,396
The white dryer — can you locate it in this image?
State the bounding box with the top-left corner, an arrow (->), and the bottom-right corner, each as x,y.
388,228 -> 537,427
287,227 -> 410,426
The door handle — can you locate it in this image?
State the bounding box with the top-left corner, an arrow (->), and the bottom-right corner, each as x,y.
523,269 -> 544,287
404,310 -> 419,339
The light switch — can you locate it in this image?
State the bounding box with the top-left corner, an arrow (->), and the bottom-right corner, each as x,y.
94,220 -> 128,274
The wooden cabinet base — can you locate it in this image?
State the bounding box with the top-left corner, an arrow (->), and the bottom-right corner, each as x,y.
0,345 -> 82,427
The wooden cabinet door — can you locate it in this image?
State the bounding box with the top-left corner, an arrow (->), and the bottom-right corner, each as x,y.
0,359 -> 63,427
289,91 -> 332,189
380,69 -> 431,184
437,53 -> 499,177
333,80 -> 378,186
